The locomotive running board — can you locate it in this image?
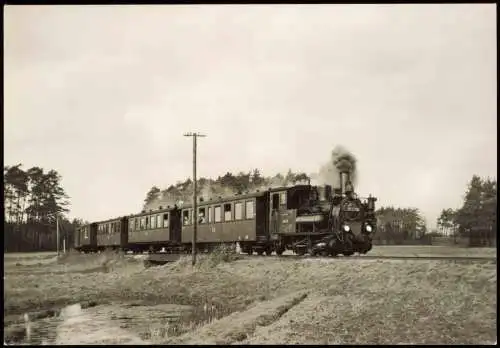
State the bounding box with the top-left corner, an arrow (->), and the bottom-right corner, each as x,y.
276,232 -> 332,237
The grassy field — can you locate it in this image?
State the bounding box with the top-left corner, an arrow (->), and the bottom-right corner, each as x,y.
368,245 -> 497,258
3,246 -> 497,345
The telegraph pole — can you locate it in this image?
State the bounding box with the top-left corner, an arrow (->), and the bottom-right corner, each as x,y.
184,132 -> 206,266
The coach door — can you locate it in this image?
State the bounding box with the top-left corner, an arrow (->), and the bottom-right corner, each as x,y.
270,191 -> 287,233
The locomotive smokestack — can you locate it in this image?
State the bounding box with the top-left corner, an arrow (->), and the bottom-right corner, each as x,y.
340,171 -> 350,195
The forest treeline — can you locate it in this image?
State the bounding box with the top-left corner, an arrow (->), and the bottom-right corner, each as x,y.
436,175 -> 496,246
4,164 -> 84,252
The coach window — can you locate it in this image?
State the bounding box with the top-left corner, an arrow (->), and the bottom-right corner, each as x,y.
157,214 -> 163,228
111,223 -> 115,234
183,210 -> 191,226
151,215 -> 157,229
235,202 -> 243,220
84,228 -> 89,239
140,217 -> 145,230
134,218 -> 139,231
199,207 -> 207,224
246,200 -> 255,219
224,203 -> 232,221
163,213 -> 169,228
214,206 -> 222,223
129,219 -> 134,232
208,207 -> 213,223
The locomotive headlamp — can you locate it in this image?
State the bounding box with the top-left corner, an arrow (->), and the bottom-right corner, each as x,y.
343,225 -> 350,232
365,225 -> 373,233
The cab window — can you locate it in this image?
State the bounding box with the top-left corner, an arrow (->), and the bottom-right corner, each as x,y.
163,213 -> 169,228
280,191 -> 287,205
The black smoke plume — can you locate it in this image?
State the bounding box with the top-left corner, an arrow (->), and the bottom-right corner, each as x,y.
318,145 -> 358,189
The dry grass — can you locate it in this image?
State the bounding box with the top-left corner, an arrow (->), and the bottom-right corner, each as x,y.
369,245 -> 497,258
4,248 -> 497,345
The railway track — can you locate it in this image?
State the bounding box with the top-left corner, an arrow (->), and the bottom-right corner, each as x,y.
141,252 -> 497,266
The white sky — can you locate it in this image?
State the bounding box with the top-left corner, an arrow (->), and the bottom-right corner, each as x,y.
4,4 -> 497,228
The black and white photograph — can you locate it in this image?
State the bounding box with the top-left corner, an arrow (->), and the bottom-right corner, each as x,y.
4,4 -> 497,345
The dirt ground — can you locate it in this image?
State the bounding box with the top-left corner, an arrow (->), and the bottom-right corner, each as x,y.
3,246 -> 497,345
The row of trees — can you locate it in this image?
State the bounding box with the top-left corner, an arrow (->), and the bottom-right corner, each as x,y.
4,164 -> 70,224
437,175 -> 497,246
4,164 -> 81,252
143,169 -> 311,210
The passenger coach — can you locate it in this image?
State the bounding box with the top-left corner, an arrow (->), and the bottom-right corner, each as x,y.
96,217 -> 128,251
74,223 -> 97,252
180,192 -> 263,251
127,206 -> 182,252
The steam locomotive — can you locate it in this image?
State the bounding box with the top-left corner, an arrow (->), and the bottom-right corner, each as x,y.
74,170 -> 377,257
